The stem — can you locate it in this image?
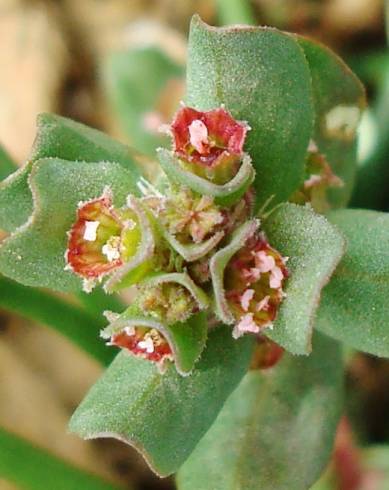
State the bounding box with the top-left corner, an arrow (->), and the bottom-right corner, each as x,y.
0,275 -> 115,366
217,0 -> 256,26
0,427 -> 122,490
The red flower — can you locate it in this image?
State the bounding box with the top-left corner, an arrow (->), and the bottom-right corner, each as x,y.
66,192 -> 123,281
170,106 -> 249,167
225,234 -> 289,338
110,327 -> 173,366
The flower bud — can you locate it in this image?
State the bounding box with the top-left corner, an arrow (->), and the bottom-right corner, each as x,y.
170,106 -> 249,171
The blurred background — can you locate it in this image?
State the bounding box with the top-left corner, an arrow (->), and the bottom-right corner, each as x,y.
0,1 -> 388,489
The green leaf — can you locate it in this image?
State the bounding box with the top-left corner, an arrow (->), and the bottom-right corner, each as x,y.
102,47 -> 184,156
297,36 -> 366,208
186,15 -> 314,207
0,144 -> 17,180
177,331 -> 344,490
0,113 -> 142,233
316,209 -> 389,357
69,326 -> 254,477
0,427 -> 122,490
0,275 -> 114,366
0,158 -> 138,292
263,203 -> 345,354
0,164 -> 33,233
103,309 -> 208,376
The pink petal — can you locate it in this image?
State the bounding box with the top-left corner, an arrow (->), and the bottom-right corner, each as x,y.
256,295 -> 270,312
189,119 -> 209,153
270,266 -> 284,289
255,251 -> 276,273
240,289 -> 255,311
233,313 -> 260,339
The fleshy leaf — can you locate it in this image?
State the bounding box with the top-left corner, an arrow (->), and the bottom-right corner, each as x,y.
0,144 -> 17,180
0,113 -> 142,232
102,47 -> 184,156
186,16 -> 314,207
316,209 -> 389,357
69,325 -> 254,477
102,308 -> 208,376
177,331 -> 343,490
0,164 -> 33,233
0,427 -> 122,490
0,158 -> 139,292
157,148 -> 254,207
263,203 -> 345,354
297,36 -> 366,208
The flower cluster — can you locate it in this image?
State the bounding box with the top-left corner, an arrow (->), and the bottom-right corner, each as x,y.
65,105 -> 288,372
224,234 -> 288,339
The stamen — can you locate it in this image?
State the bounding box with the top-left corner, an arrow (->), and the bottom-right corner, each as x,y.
270,266 -> 284,289
189,119 -> 209,153
241,289 -> 254,311
83,221 -> 100,241
138,336 -> 155,353
102,236 -> 121,262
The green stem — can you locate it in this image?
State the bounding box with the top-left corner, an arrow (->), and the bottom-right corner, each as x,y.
216,0 -> 256,26
0,275 -> 115,366
0,427 -> 122,490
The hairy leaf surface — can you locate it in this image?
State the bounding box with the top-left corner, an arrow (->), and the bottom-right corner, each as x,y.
0,114 -> 141,232
263,203 -> 345,354
0,158 -> 137,291
186,16 -> 314,207
69,326 -> 254,477
177,332 -> 343,490
316,209 -> 389,357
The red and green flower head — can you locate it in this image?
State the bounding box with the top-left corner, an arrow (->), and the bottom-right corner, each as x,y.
211,221 -> 288,340
225,233 -> 288,339
66,189 -> 124,282
170,106 -> 249,169
65,189 -> 147,292
109,326 -> 173,368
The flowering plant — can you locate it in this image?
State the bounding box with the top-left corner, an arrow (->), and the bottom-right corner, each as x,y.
1,15 -> 388,489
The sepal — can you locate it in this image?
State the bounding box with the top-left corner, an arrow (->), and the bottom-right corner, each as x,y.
102,307 -> 208,376
157,148 -> 255,207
